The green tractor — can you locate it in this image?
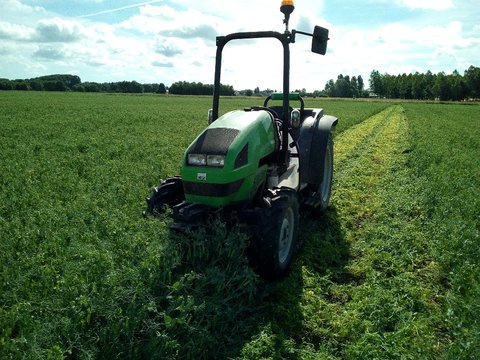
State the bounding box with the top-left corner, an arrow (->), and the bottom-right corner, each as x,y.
145,0 -> 338,279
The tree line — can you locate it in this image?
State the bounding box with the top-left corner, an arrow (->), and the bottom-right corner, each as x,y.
1,66 -> 479,100
0,74 -> 236,96
368,66 -> 480,101
0,74 -> 168,94
0,74 -> 232,96
168,81 -> 234,96
323,74 -> 366,98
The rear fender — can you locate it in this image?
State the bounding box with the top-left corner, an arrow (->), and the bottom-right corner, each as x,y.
297,111 -> 338,185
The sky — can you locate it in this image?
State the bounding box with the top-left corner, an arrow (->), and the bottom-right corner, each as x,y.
0,0 -> 479,91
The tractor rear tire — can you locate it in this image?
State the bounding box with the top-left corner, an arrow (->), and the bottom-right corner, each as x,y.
249,188 -> 299,280
318,135 -> 333,213
306,135 -> 333,214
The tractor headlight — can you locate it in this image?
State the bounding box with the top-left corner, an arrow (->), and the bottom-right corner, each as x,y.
207,154 -> 225,167
188,154 -> 207,166
187,153 -> 225,167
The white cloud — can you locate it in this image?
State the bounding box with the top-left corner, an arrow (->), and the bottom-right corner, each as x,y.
34,46 -> 67,60
395,0 -> 454,11
0,21 -> 35,40
0,0 -> 46,15
152,60 -> 174,67
35,18 -> 86,42
154,38 -> 183,57
0,0 -> 48,26
119,4 -> 225,38
323,17 -> 480,87
0,0 -> 477,90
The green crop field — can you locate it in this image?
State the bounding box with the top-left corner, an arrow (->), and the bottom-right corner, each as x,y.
0,91 -> 478,359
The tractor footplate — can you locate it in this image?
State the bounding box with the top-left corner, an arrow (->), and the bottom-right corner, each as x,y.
172,201 -> 222,227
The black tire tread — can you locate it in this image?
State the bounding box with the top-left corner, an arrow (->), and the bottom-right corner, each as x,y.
247,188 -> 299,280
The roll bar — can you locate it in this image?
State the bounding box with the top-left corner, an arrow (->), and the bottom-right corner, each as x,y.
211,26 -> 328,167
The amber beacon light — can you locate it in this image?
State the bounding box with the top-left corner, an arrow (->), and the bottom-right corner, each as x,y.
280,0 -> 295,15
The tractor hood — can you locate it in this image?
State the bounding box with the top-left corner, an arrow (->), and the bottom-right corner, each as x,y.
181,110 -> 277,207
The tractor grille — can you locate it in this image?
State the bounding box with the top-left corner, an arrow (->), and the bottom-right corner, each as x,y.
183,180 -> 244,197
190,128 -> 239,155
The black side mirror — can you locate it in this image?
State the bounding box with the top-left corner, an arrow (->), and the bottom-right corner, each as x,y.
312,26 -> 329,55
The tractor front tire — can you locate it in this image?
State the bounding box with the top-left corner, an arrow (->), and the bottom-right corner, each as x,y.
249,188 -> 299,280
144,177 -> 184,217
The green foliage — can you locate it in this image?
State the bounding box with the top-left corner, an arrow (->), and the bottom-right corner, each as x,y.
169,81 -> 234,96
0,75 -> 224,96
369,67 -> 479,100
324,74 -> 366,98
0,92 -> 264,359
0,92 -> 478,359
464,65 -> 480,98
404,102 -> 480,357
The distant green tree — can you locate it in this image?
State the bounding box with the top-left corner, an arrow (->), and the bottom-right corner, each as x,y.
450,70 -> 466,101
424,70 -> 435,100
169,81 -> 234,96
34,74 -> 80,90
357,75 -> 364,93
294,88 -> 307,97
83,82 -> 100,92
14,81 -> 29,90
464,65 -> 480,98
0,79 -> 13,90
335,78 -> 351,98
369,70 -> 385,97
29,80 -> 43,91
433,72 -> 450,100
157,83 -> 166,94
398,73 -> 410,99
350,76 -> 359,97
324,79 -> 335,97
143,83 -> 159,93
220,84 -> 235,96
72,84 -> 85,92
129,81 -> 143,93
43,81 -> 67,91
